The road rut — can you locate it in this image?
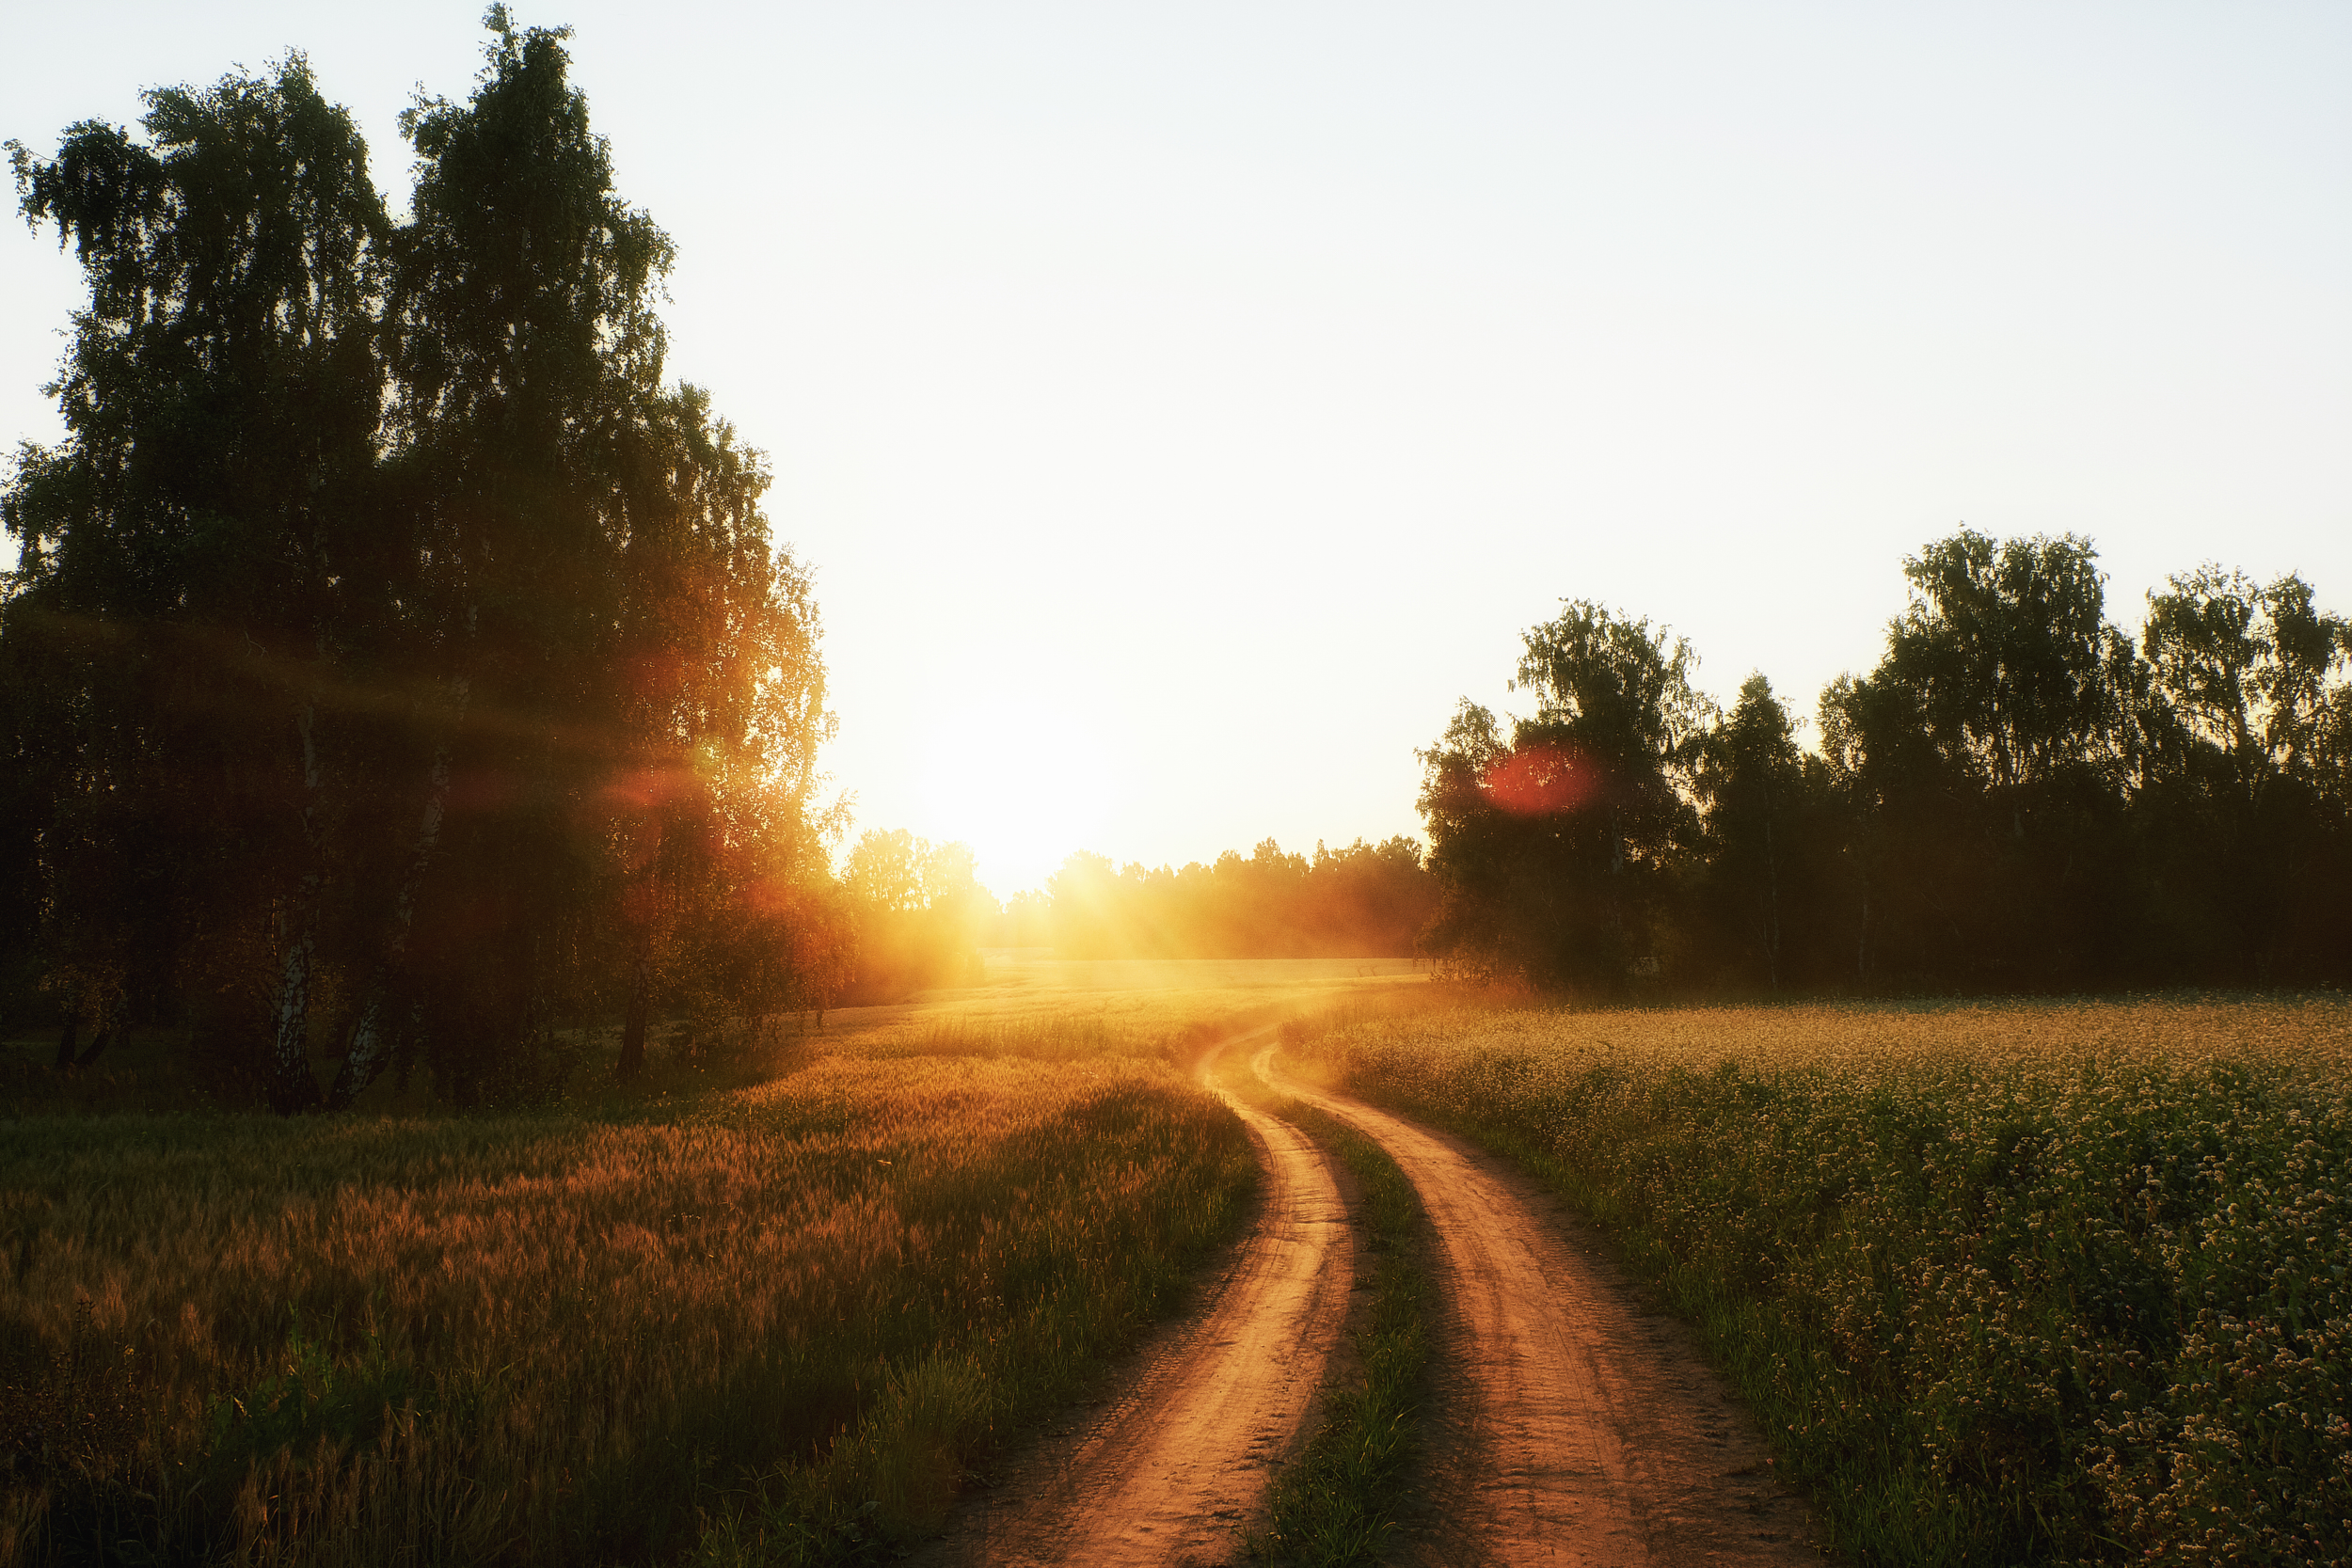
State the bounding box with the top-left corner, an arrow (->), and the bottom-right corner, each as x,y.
1263,1048 -> 1823,1567
916,1032 -> 1352,1566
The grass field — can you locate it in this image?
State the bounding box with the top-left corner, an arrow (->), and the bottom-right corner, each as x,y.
0,959 -> 1424,1567
1281,993 -> 2352,1567
0,955 -> 1428,1119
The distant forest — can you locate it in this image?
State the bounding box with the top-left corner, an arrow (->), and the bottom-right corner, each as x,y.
948,526 -> 2352,997
1037,836 -> 1438,959
1421,531 -> 2352,995
829,831 -> 1437,990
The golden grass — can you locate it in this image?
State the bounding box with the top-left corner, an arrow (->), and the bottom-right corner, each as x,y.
0,1049 -> 1254,1565
1285,993 -> 2352,1568
807,954 -> 1426,1059
0,958 -> 1429,1564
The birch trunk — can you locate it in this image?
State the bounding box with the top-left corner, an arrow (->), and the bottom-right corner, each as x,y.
267,701 -> 325,1113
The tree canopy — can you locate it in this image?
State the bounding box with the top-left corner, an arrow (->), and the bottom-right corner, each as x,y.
1420,531 -> 2352,995
3,16 -> 837,1106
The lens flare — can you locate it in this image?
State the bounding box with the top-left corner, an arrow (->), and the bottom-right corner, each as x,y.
1479,742 -> 1595,816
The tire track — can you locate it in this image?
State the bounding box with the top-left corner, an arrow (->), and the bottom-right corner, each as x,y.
916,1031 -> 1353,1566
1260,1047 -> 1824,1567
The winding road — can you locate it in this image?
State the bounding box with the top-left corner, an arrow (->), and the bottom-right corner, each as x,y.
917,1030 -> 1355,1566
919,1029 -> 1822,1564
1261,1046 -> 1822,1567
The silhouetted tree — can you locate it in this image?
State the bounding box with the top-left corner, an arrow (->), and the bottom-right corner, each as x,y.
1418,602 -> 1708,990
1417,529 -> 2349,998
1692,674 -> 1819,990
3,16 -> 838,1106
5,56 -> 393,1108
2133,567 -> 2352,982
1820,530 -> 2137,988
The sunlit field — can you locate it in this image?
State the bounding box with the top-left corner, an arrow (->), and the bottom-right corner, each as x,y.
813,953 -> 1424,1060
1281,994 -> 2352,1567
0,962 -> 1420,1566
0,956 -> 1426,1120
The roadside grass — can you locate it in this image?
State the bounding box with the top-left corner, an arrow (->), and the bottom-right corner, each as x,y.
0,1044 -> 1256,1566
1204,1051 -> 1431,1568
1283,994 -> 2352,1567
1257,1104 -> 1428,1567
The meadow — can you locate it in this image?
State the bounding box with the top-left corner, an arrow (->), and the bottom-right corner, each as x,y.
0,958 -> 1422,1567
1281,993 -> 2352,1567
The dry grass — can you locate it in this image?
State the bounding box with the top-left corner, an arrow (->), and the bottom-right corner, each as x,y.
0,960 -> 1427,1566
0,1048 -> 1254,1565
1285,993 -> 2352,1567
806,954 -> 1426,1060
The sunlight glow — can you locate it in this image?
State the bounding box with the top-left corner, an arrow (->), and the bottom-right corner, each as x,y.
915,694 -> 1116,898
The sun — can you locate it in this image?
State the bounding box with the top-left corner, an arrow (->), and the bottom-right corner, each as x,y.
915,694 -> 1116,897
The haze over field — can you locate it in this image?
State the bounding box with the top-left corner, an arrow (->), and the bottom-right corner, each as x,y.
6,1 -> 2347,895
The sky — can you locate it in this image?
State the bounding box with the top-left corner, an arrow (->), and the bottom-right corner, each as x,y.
5,3 -> 2348,898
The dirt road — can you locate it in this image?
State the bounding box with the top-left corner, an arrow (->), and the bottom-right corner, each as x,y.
917,1033 -> 1353,1566
1263,1048 -> 1823,1568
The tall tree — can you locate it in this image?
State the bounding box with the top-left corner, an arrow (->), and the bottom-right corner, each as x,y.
2135,566 -> 2352,981
6,57 -> 392,1108
1692,674 -> 1807,990
378,12 -> 675,1103
5,16 -> 840,1107
1419,602 -> 1709,990
596,389 -> 834,1087
1823,529 -> 2136,988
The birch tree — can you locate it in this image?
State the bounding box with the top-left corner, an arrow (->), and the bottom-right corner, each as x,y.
6,16 -> 839,1107
6,58 -> 390,1109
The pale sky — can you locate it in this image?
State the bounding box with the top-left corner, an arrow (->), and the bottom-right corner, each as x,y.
6,3 -> 2348,897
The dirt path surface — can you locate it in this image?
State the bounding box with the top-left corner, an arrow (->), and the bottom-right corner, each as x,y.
914,1032 -> 1353,1567
1263,1049 -> 1825,1568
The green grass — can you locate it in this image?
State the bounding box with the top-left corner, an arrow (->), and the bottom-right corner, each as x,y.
1256,1102 -> 1429,1567
1284,994 -> 2352,1568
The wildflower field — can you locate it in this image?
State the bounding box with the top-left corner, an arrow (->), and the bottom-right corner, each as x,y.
0,1038 -> 1255,1565
1282,994 -> 2352,1567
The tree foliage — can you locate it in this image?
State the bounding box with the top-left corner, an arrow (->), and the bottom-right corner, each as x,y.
2,18 -> 838,1106
1044,836 -> 1436,960
1421,531 -> 2352,994
836,829 -> 991,999
1417,603 -> 1708,988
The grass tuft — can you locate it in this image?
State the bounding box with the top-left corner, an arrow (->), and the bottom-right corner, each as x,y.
1254,1095 -> 1429,1565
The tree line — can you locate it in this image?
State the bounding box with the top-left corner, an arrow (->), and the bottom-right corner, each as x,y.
1,16 -> 844,1108
1043,837 -> 1438,959
804,832 -> 1438,989
1421,531 -> 2352,995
